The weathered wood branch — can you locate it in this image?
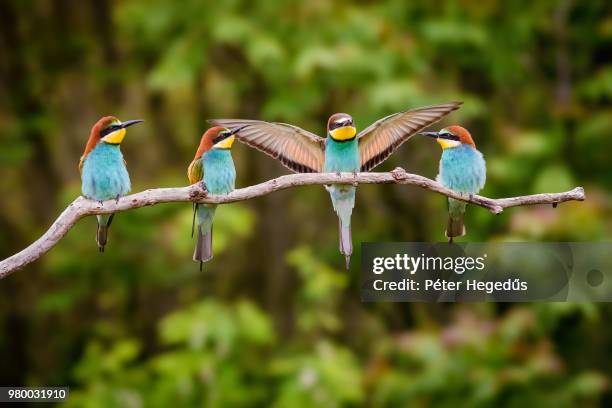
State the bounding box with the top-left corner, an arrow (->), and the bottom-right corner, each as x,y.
0,168 -> 585,279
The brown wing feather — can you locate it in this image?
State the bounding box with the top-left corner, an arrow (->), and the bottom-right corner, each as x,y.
358,102 -> 462,171
208,119 -> 325,173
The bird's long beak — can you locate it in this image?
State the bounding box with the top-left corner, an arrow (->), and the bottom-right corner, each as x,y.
229,125 -> 248,135
214,125 -> 247,143
119,119 -> 144,129
419,131 -> 440,138
101,120 -> 144,144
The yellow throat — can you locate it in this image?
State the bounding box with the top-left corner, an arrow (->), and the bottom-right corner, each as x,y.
215,135 -> 235,149
330,126 -> 356,141
101,128 -> 126,144
437,138 -> 461,149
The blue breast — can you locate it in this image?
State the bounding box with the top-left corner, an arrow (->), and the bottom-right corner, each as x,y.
437,144 -> 486,193
81,143 -> 131,201
202,149 -> 236,194
323,138 -> 360,173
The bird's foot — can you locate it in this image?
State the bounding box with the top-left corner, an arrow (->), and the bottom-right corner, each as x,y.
336,172 -> 342,178
115,195 -> 121,204
98,200 -> 104,206
199,181 -> 208,193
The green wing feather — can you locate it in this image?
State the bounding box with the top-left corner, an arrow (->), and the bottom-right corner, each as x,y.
188,158 -> 204,185
188,158 -> 204,237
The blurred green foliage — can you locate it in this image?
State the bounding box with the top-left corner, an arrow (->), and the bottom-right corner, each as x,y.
0,0 -> 610,406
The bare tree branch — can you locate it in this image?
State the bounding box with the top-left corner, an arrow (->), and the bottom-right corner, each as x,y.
0,167 -> 585,278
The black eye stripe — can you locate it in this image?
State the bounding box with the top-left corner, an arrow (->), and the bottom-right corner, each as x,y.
329,120 -> 352,130
439,133 -> 459,141
100,125 -> 121,137
213,132 -> 230,144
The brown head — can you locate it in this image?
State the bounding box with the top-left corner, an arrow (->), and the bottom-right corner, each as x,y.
82,116 -> 144,158
327,113 -> 356,141
193,126 -> 239,160
420,125 -> 475,149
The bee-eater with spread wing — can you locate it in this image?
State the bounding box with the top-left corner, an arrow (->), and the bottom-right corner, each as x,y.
79,116 -> 143,252
188,126 -> 241,269
210,102 -> 461,268
420,126 -> 486,242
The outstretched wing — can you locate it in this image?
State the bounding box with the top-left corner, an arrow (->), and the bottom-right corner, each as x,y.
358,102 -> 462,171
208,119 -> 326,173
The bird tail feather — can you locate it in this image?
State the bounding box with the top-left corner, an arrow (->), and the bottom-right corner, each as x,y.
193,205 -> 216,267
446,215 -> 466,240
338,221 -> 352,270
191,203 -> 197,238
96,214 -> 114,252
446,198 -> 466,241
193,225 -> 213,264
339,221 -> 352,256
331,186 -> 355,270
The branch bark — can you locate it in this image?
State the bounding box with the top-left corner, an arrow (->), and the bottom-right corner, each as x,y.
0,168 -> 585,279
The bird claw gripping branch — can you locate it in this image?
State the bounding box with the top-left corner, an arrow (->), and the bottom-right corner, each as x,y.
391,167 -> 408,181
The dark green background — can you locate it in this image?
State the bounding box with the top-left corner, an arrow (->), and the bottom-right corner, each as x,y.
0,0 -> 610,406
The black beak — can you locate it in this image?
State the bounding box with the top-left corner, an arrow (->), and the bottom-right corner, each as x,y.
120,119 -> 144,129
229,125 -> 248,135
419,131 -> 440,138
214,125 -> 247,143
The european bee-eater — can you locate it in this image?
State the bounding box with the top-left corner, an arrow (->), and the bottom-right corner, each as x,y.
188,126 -> 240,269
210,102 -> 461,268
420,125 -> 486,242
79,116 -> 143,252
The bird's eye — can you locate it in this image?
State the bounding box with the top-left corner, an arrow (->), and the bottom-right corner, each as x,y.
101,125 -> 120,137
440,132 -> 459,141
213,132 -> 230,143
330,120 -> 349,130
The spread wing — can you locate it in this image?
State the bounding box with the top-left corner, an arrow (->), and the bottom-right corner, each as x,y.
208,119 -> 326,173
358,102 -> 462,171
187,158 -> 204,185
